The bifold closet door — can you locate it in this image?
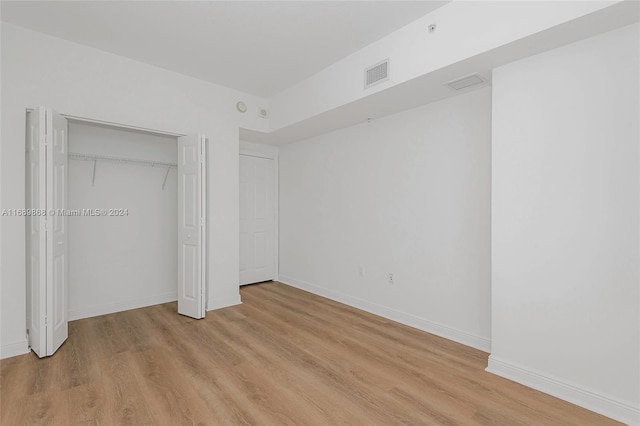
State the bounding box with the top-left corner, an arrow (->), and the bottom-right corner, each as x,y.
26,108 -> 47,357
177,134 -> 207,319
26,107 -> 69,358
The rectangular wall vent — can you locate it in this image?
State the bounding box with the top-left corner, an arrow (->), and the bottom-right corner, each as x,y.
364,59 -> 389,89
446,74 -> 486,91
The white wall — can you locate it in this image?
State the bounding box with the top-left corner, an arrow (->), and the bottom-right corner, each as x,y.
489,23 -> 639,424
0,23 -> 268,358
278,87 -> 492,351
67,122 -> 177,320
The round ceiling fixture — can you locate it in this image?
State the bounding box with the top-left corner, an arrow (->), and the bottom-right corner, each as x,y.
236,101 -> 247,113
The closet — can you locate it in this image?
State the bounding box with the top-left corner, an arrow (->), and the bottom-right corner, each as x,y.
68,121 -> 179,321
25,107 -> 207,358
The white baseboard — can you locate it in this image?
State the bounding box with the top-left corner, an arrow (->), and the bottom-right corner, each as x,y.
69,291 -> 178,321
0,339 -> 29,359
487,356 -> 640,425
207,293 -> 242,312
278,275 -> 491,352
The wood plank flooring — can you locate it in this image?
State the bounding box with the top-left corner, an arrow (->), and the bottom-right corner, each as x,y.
0,282 -> 620,425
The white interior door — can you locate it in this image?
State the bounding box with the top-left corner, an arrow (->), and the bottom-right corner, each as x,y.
239,155 -> 275,285
177,134 -> 207,319
26,107 -> 68,358
46,109 -> 69,355
26,108 -> 47,358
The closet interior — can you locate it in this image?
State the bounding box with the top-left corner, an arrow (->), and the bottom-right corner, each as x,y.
67,121 -> 178,320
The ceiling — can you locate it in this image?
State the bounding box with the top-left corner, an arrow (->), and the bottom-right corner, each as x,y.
1,1 -> 447,98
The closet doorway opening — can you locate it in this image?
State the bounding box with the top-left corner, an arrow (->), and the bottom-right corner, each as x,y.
25,107 -> 208,358
68,120 -> 179,321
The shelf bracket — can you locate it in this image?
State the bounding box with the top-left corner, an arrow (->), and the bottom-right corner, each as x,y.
92,159 -> 97,186
162,167 -> 171,190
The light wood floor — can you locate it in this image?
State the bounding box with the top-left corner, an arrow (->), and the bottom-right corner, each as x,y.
1,282 -> 619,425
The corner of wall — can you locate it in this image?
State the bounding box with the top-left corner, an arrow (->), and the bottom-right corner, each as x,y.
486,356 -> 640,425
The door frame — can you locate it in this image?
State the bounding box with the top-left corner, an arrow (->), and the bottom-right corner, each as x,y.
239,142 -> 279,283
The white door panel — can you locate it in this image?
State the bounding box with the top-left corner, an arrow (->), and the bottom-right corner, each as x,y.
177,134 -> 206,319
26,107 -> 68,358
26,108 -> 47,358
47,109 -> 68,355
239,155 -> 275,285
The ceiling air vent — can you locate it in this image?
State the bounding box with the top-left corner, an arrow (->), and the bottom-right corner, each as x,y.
446,74 -> 486,91
364,59 -> 389,89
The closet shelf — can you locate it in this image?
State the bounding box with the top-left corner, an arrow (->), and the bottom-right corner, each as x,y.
69,152 -> 176,189
69,152 -> 177,168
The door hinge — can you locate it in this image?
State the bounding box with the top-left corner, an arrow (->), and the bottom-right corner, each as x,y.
44,316 -> 48,326
200,218 -> 204,226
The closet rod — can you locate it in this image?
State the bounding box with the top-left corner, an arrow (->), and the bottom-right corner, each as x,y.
69,152 -> 177,168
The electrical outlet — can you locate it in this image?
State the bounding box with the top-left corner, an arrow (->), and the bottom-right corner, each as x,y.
387,273 -> 394,284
